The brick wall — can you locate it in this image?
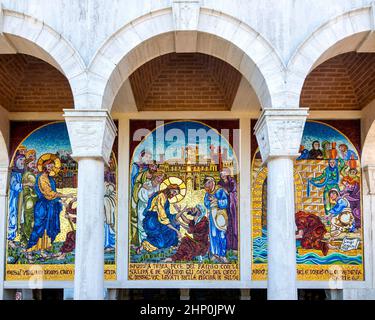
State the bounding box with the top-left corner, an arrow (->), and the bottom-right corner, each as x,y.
342,53 -> 375,109
300,55 -> 359,110
301,52 -> 375,110
129,53 -> 242,111
0,54 -> 73,112
0,55 -> 28,110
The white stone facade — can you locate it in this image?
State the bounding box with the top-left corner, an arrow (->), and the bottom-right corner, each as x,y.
0,0 -> 375,300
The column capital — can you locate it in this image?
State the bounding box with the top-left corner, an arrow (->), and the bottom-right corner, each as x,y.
254,108 -> 309,164
63,110 -> 117,165
364,165 -> 375,195
0,165 -> 9,196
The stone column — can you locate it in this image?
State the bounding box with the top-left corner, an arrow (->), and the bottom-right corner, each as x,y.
254,108 -> 308,300
107,289 -> 119,300
0,166 -> 9,300
21,289 -> 34,300
64,110 -> 117,300
325,289 -> 343,300
180,289 -> 190,300
240,289 -> 251,300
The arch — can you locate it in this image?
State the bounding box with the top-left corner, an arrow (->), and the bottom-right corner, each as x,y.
1,9 -> 86,107
88,8 -> 285,111
287,6 -> 373,108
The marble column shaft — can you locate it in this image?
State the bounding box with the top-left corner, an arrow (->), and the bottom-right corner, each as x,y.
64,110 -> 116,300
254,108 -> 308,300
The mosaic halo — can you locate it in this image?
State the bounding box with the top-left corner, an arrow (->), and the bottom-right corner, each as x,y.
37,153 -> 61,177
160,176 -> 187,204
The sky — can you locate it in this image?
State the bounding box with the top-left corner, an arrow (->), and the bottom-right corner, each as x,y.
14,122 -> 71,164
132,120 -> 237,164
301,121 -> 358,156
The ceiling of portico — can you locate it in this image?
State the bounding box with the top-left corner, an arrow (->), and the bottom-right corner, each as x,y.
126,53 -> 243,112
301,52 -> 375,110
0,54 -> 73,112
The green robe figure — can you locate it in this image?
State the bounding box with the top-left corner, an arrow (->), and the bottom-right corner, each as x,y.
308,159 -> 341,216
20,171 -> 38,245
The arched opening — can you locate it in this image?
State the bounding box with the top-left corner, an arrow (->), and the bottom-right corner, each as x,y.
0,18 -> 79,298
301,52 -> 375,111
288,6 -> 375,107
293,11 -> 375,295
0,11 -> 85,107
0,54 -> 73,113
106,33 -> 266,113
113,52 -> 260,113
89,8 -> 284,111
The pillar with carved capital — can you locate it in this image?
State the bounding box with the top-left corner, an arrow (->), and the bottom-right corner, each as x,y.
64,110 -> 117,300
0,166 -> 9,300
254,108 -> 308,300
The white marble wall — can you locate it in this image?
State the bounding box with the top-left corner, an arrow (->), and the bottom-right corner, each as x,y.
1,0 -> 372,66
0,0 -> 374,111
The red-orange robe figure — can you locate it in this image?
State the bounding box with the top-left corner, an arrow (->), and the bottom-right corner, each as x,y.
295,211 -> 329,256
171,206 -> 209,262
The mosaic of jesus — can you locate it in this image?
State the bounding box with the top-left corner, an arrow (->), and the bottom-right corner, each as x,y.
6,121 -> 117,281
129,120 -> 240,280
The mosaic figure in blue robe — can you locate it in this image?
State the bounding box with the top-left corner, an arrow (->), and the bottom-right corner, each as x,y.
8,153 -> 26,241
338,144 -> 358,161
137,184 -> 181,253
328,189 -> 356,236
204,177 -> 229,263
27,156 -> 71,251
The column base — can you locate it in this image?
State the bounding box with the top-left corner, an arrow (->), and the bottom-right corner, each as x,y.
343,289 -> 375,300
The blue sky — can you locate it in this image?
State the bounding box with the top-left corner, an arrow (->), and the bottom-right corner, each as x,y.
133,121 -> 237,163
15,122 -> 71,163
301,121 -> 358,156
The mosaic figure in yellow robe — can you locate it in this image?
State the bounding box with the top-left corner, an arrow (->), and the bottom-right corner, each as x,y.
20,150 -> 38,245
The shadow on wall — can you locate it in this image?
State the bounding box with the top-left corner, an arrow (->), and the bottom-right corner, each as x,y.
0,113 -> 9,167
362,121 -> 375,167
